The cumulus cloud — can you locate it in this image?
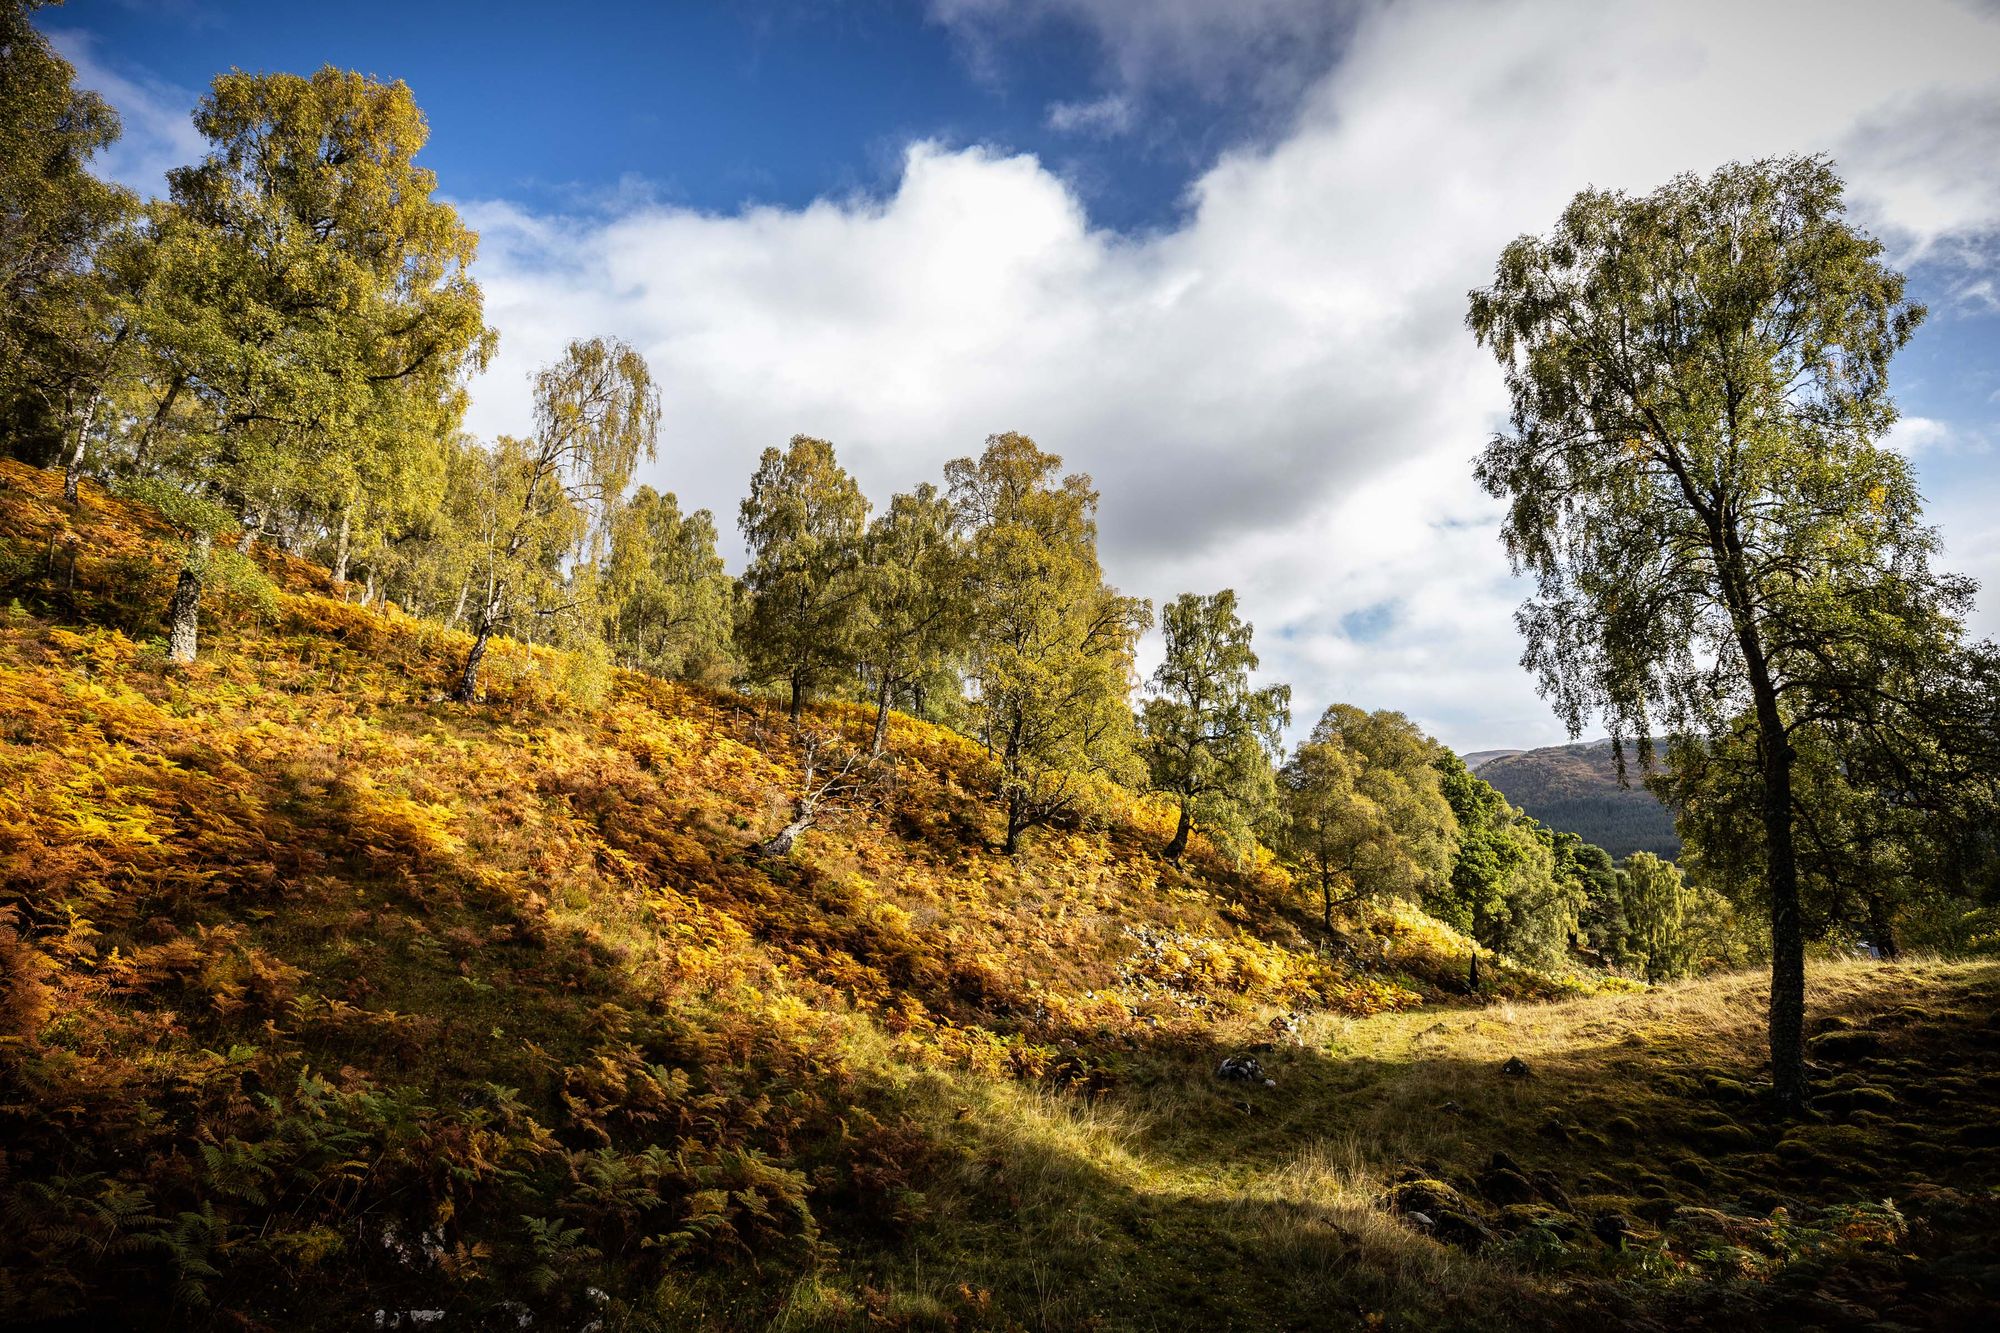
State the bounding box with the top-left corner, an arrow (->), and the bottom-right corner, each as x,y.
44,27 -> 204,198
60,0 -> 2000,748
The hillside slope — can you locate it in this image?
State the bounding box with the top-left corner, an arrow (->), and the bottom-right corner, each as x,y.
3,463 -> 1996,1331
1473,740 -> 1681,860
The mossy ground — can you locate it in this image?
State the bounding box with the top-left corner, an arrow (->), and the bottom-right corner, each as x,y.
2,462 -> 1996,1330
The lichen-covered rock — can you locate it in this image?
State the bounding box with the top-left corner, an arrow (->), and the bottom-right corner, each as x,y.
1216,1054 -> 1266,1082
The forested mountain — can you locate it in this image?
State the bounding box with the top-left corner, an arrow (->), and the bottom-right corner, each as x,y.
1470,739 -> 1682,860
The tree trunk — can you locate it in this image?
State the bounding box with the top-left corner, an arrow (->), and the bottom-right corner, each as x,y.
166,532 -> 209,665
1163,796 -> 1192,862
449,578 -> 470,628
1003,791 -> 1022,856
1866,888 -> 1900,962
872,674 -> 892,757
62,390 -> 102,506
1468,947 -> 1480,992
452,611 -> 495,703
754,815 -> 812,858
1749,679 -> 1806,1109
332,503 -> 352,591
1708,500 -> 1807,1111
1322,871 -> 1333,929
789,672 -> 804,723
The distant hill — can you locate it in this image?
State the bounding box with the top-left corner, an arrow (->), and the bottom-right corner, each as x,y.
1469,738 -> 1681,860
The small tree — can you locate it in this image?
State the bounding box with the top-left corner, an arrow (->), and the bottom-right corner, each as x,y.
1468,156 -> 1969,1106
857,483 -> 969,755
1430,754 -> 1579,987
604,485 -> 737,684
451,338 -> 658,702
1142,590 -> 1290,861
1621,851 -> 1691,983
949,433 -> 1151,854
751,724 -> 894,859
737,436 -> 869,719
1277,706 -> 1455,926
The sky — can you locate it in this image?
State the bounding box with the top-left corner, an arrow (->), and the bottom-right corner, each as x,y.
40,0 -> 2000,753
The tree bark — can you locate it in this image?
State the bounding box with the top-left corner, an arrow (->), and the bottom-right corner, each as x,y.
754,816 -> 812,858
1704,491 -> 1806,1111
1468,947 -> 1480,992
1756,709 -> 1806,1109
166,532 -> 209,665
1322,871 -> 1333,930
789,672 -> 804,723
452,623 -> 493,703
332,503 -> 352,590
62,390 -> 102,506
1003,791 -> 1023,856
1163,796 -> 1192,862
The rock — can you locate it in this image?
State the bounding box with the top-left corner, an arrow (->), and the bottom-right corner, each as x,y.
1387,1178 -> 1467,1218
1815,1085 -> 1898,1116
1216,1054 -> 1266,1082
1477,1166 -> 1538,1205
1500,1056 -> 1531,1077
1591,1211 -> 1634,1247
1634,1197 -> 1679,1224
1487,1150 -> 1523,1174
1808,1029 -> 1883,1062
1528,1171 -> 1571,1209
1429,1210 -> 1497,1250
1406,1210 -> 1436,1232
1668,1157 -> 1713,1186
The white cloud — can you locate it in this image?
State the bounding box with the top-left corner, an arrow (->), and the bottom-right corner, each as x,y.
63,0 -> 2000,750
1045,92 -> 1135,136
44,27 -> 204,199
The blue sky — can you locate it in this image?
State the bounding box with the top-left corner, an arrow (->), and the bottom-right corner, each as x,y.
43,0 -> 2000,752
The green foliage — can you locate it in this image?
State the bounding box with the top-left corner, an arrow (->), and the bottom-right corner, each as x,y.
857,482 -> 969,752
1141,589 -> 1289,862
737,435 -> 869,717
451,336 -> 660,701
1468,154 -> 1971,1101
1430,754 -> 1579,980
946,433 -> 1151,853
1278,705 -> 1455,926
604,485 -> 737,685
0,0 -> 132,470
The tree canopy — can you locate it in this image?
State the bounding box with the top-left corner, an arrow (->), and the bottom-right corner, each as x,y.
1141,590 -> 1289,862
1468,154 -> 1970,1106
948,433 -> 1151,854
